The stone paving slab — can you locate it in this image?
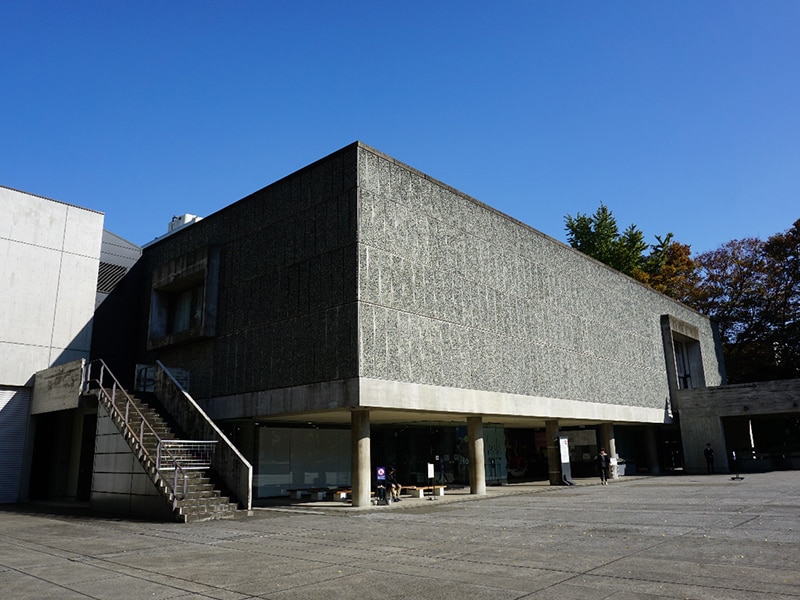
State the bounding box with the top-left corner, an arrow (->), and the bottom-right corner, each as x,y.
1,472 -> 799,599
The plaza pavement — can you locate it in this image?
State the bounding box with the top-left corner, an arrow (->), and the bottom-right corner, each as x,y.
1,471 -> 799,599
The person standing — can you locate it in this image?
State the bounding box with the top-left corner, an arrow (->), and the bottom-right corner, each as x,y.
704,443 -> 715,474
596,448 -> 610,485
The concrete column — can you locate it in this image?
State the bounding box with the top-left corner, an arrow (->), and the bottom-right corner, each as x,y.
645,425 -> 661,475
601,423 -> 618,479
350,409 -> 371,507
546,419 -> 561,486
467,416 -> 486,495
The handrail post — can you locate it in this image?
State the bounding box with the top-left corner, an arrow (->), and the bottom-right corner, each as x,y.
156,441 -> 162,470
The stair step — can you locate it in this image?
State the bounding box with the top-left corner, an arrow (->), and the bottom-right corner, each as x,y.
180,501 -> 237,513
181,509 -> 237,523
99,387 -> 237,523
176,497 -> 230,509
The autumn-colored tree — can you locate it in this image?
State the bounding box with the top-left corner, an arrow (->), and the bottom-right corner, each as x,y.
691,221 -> 800,383
760,219 -> 800,378
690,238 -> 767,382
634,240 -> 699,305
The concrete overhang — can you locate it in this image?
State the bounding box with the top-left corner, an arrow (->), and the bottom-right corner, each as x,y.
203,377 -> 669,428
31,359 -> 84,415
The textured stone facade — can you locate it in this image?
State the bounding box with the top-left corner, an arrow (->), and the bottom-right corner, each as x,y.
139,146 -> 360,399
356,144 -> 723,412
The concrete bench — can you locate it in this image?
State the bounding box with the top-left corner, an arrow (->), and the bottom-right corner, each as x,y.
401,485 -> 446,498
333,489 -> 377,501
287,488 -> 330,501
334,486 -> 446,501
334,488 -> 352,500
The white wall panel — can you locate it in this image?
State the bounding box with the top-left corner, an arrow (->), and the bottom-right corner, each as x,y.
0,387 -> 31,503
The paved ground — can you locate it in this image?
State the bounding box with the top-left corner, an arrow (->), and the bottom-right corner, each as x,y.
1,472 -> 799,599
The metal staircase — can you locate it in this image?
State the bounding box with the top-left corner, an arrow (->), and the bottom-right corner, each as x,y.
82,360 -> 240,523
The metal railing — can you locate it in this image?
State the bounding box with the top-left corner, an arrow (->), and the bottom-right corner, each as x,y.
157,440 -> 218,470
153,360 -> 253,510
81,359 -> 214,502
156,440 -> 218,499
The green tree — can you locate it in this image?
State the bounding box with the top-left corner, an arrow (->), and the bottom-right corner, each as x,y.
564,204 -> 648,276
564,204 -> 696,303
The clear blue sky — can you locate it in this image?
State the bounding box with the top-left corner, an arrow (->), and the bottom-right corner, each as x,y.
2,2 -> 798,254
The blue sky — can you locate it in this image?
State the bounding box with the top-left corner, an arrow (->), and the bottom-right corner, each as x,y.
1,2 -> 798,254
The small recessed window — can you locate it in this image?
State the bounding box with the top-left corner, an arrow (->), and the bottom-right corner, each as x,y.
674,340 -> 692,389
148,247 -> 219,349
169,284 -> 204,334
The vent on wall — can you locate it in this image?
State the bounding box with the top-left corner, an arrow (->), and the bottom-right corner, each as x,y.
97,262 -> 128,294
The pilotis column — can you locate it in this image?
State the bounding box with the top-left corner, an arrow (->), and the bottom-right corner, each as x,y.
601,423 -> 618,479
467,416 -> 486,495
351,409 -> 371,507
546,419 -> 561,486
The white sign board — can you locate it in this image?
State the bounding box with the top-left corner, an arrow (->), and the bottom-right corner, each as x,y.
559,437 -> 570,463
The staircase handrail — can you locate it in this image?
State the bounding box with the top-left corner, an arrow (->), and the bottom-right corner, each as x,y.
81,359 -> 197,501
154,360 -> 253,510
157,439 -> 219,470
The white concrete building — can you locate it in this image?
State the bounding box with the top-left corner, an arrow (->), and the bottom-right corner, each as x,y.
0,186 -> 103,503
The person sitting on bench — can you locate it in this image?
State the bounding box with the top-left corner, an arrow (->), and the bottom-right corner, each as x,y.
386,466 -> 402,501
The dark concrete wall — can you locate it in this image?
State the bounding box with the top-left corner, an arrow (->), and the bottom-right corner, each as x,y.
138,145 -> 360,399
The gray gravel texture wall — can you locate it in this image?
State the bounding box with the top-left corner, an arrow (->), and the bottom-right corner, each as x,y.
356,145 -> 723,409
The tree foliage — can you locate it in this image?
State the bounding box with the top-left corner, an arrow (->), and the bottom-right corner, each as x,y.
564,204 -> 648,276
564,203 -> 696,302
564,204 -> 799,384
692,221 -> 800,382
634,240 -> 699,305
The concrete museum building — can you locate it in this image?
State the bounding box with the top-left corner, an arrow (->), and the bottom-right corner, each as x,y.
8,141 -> 772,521
130,142 -> 724,509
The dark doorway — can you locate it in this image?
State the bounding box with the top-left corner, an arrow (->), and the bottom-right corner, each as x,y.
28,411 -> 71,500
76,413 -> 96,500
